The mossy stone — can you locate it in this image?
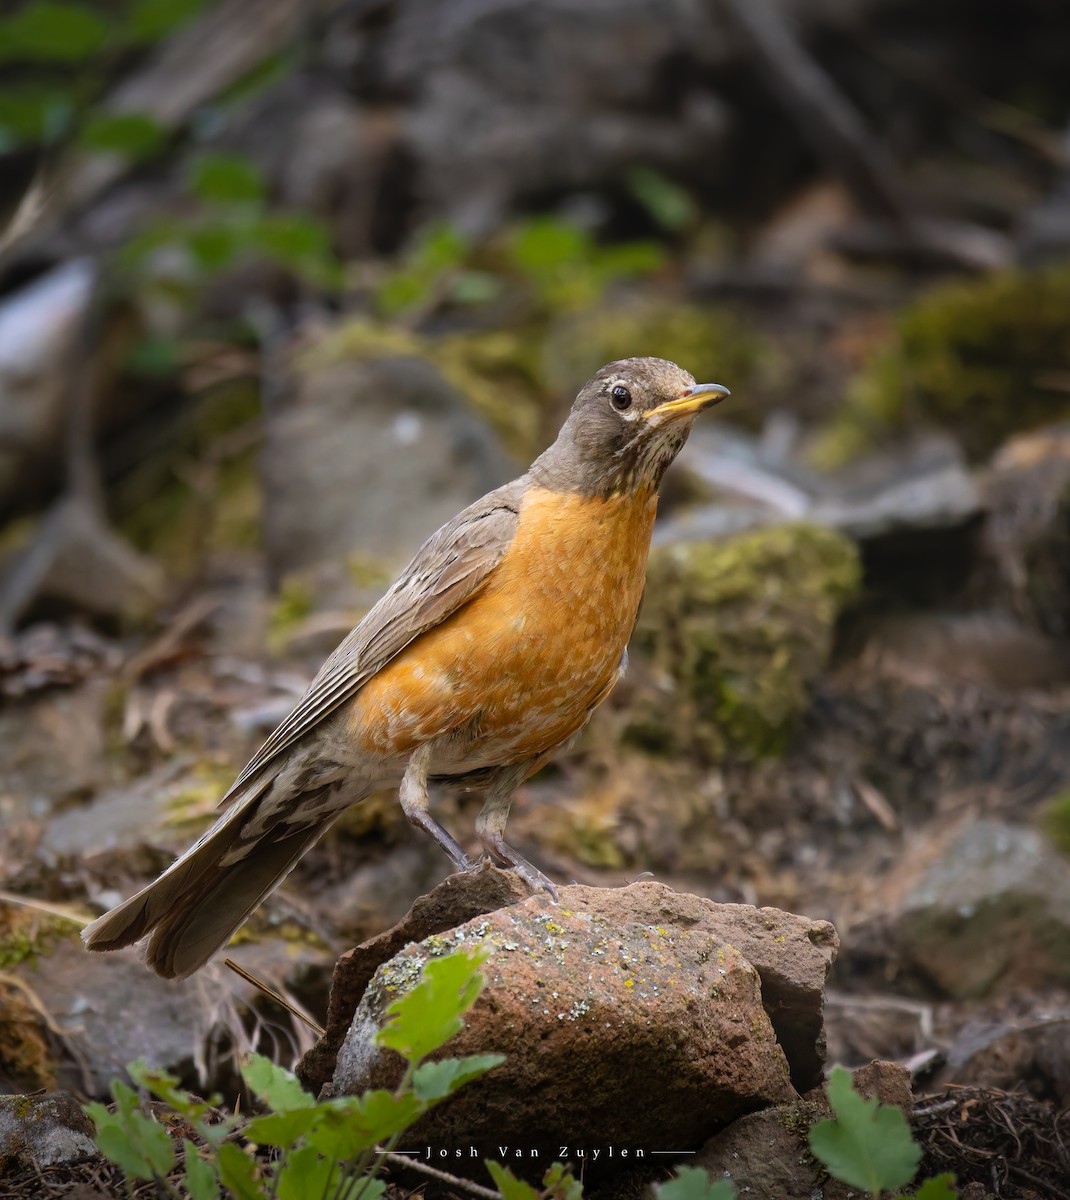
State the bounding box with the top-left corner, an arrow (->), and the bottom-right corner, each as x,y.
541,299 -> 769,417
815,264 -> 1070,465
632,524 -> 860,761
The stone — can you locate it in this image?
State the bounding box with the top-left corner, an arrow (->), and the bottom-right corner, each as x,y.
0,1091 -> 99,1171
869,819 -> 1070,999
262,348 -> 514,606
694,1060 -> 912,1200
316,873 -> 838,1166
629,524 -> 860,761
982,424 -> 1070,638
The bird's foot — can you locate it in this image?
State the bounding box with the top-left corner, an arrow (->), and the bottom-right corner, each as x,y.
475,838 -> 559,901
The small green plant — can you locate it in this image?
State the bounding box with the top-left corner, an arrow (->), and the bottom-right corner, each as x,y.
85,947 -> 505,1199
809,1067 -> 957,1200
373,214 -> 666,324
654,1164 -> 737,1200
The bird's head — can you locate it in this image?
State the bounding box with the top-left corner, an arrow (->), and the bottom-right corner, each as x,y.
533,357 -> 730,497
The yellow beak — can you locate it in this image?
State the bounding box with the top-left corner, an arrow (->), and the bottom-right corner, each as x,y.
646,382 -> 731,422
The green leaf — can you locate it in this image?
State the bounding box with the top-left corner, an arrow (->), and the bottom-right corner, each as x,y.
809,1066 -> 922,1195
485,1161 -> 542,1200
303,1090 -> 423,1160
241,1053 -> 317,1111
0,84 -> 75,144
377,947 -> 490,1065
182,1140 -> 220,1200
592,240 -> 665,281
81,112 -> 166,158
276,1145 -> 337,1200
656,1166 -> 736,1200
128,0 -> 209,41
216,1143 -> 264,1200
189,152 -> 265,204
127,1061 -> 217,1126
908,1174 -> 958,1200
412,222 -> 469,272
348,1178 -> 386,1200
626,167 -> 697,232
251,214 -> 341,286
0,2 -> 109,62
186,223 -> 239,271
85,1080 -> 176,1180
509,218 -> 590,277
243,1108 -> 321,1148
411,1054 -> 505,1103
541,1162 -> 583,1200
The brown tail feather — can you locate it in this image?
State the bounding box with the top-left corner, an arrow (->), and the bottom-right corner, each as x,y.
82,777 -> 342,978
143,822 -> 330,978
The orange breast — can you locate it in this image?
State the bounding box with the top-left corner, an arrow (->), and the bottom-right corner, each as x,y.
347,485 -> 657,766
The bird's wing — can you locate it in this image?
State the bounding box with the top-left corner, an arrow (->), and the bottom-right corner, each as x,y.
220,478 -> 525,802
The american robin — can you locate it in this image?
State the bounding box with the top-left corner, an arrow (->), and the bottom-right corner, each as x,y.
83,357 -> 729,977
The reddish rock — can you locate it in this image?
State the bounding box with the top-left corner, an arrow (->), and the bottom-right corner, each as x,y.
319,873 -> 838,1166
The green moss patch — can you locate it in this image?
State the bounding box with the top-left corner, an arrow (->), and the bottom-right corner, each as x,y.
815,264 -> 1070,465
631,524 -> 860,761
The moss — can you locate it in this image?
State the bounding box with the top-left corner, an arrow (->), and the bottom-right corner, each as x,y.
632,524 -> 860,761
429,330 -> 545,460
295,319 -> 423,373
346,553 -> 392,591
115,379 -> 262,576
1039,790 -> 1070,857
540,299 -> 771,420
267,574 -> 315,654
161,759 -> 240,833
813,264 -> 1070,466
0,904 -> 71,971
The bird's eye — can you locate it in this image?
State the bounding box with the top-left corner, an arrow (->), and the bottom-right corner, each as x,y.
610,384 -> 632,412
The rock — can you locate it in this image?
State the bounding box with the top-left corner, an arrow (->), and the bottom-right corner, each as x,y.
15,936 -> 327,1097
694,1060 -> 912,1200
377,0 -> 732,231
0,675 -> 118,826
315,873 -> 837,1165
0,1092 -> 99,1171
864,820 -> 1070,999
262,343 -> 514,606
814,264 -> 1070,465
940,1014 -> 1070,1106
15,943 -> 208,1096
300,867 -> 531,1094
982,425 -> 1070,637
0,261 -> 96,515
629,524 -> 860,761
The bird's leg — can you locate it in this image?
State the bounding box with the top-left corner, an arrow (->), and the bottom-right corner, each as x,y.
476,768 -> 559,901
399,743 -> 476,872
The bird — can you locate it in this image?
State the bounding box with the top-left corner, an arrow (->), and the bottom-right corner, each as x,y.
82,357 -> 729,978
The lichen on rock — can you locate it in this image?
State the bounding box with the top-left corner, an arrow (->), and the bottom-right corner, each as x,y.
630,524 -> 860,761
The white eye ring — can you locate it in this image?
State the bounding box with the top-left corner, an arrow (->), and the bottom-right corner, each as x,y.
610,384 -> 633,413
